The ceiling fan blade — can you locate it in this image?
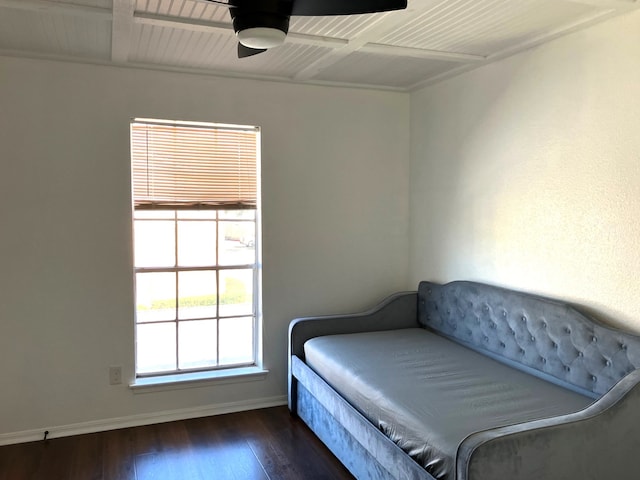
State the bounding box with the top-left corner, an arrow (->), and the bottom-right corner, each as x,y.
238,43 -> 267,58
291,0 -> 406,16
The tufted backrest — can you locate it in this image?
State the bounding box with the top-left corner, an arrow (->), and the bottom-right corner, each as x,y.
418,281 -> 640,397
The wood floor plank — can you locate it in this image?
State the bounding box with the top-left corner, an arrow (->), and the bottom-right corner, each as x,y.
240,410 -> 307,480
30,436 -> 75,480
0,407 -> 355,480
0,442 -> 43,480
132,422 -> 174,456
135,450 -> 209,480
184,415 -> 270,480
68,432 -> 103,480
250,408 -> 354,480
102,428 -> 136,480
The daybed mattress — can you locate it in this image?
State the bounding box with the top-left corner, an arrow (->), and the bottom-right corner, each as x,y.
304,328 -> 593,480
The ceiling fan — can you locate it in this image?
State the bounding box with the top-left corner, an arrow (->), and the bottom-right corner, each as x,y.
202,0 -> 408,58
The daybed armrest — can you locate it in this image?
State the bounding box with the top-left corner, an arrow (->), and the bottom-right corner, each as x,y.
288,291 -> 417,411
289,291 -> 418,359
457,369 -> 640,480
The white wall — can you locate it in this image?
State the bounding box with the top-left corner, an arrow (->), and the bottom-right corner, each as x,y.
0,57 -> 410,436
410,10 -> 640,332
5,7 -> 640,440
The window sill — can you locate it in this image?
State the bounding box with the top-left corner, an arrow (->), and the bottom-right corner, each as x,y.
130,366 -> 269,394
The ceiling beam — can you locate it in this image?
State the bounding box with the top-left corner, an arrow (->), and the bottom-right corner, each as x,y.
133,12 -> 232,35
360,43 -> 485,63
0,0 -> 112,19
134,12 -> 347,55
112,0 -> 135,62
133,12 -> 349,48
286,32 -> 348,48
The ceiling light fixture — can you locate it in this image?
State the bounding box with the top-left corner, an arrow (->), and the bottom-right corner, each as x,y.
237,27 -> 287,49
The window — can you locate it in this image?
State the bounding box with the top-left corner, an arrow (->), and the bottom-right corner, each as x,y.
130,119 -> 260,378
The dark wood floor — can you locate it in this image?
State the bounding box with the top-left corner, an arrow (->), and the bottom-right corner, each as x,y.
0,406 -> 355,480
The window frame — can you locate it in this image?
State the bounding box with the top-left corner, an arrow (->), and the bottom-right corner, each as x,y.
129,118 -> 263,382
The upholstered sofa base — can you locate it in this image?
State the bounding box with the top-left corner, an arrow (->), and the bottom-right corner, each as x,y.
292,355 -> 434,480
288,283 -> 640,480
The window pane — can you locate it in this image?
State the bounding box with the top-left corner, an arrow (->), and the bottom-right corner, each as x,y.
136,272 -> 176,322
219,210 -> 255,220
177,220 -> 217,266
134,220 -> 175,267
178,320 -> 218,369
137,322 -> 176,374
219,221 -> 256,266
178,270 -> 217,319
219,317 -> 253,366
219,269 -> 253,317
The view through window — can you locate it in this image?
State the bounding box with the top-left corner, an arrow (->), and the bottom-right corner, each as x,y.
131,119 -> 260,376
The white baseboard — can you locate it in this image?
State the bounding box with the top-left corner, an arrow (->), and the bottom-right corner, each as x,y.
0,395 -> 288,446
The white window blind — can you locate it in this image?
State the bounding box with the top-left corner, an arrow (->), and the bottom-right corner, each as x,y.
131,120 -> 258,210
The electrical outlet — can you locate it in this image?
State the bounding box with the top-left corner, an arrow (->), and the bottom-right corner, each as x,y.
109,366 -> 122,385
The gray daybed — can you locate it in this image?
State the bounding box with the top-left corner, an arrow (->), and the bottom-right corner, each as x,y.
288,281 -> 640,480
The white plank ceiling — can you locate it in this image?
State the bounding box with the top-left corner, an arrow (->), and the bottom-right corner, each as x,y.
0,0 -> 637,91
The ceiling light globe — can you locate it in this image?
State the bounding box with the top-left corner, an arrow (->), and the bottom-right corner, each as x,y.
238,27 -> 286,50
